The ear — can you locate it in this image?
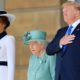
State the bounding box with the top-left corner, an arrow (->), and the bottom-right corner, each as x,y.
76,10 -> 80,16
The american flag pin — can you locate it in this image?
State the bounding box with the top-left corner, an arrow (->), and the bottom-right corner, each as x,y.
77,29 -> 80,31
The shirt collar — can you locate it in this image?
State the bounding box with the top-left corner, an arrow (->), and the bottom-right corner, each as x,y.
71,19 -> 80,28
69,19 -> 80,33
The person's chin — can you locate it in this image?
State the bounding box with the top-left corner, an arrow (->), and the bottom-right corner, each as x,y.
32,51 -> 36,54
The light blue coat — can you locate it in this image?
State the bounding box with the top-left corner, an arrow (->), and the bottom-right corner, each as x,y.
28,53 -> 56,80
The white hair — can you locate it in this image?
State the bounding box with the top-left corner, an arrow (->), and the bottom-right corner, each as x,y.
37,41 -> 48,49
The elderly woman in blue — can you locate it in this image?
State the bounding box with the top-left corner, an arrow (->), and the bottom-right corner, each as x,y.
23,30 -> 56,80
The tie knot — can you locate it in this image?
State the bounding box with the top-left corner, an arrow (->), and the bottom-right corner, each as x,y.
69,25 -> 73,29
66,25 -> 73,35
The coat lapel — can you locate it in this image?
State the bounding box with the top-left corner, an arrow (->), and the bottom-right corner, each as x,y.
62,23 -> 80,57
72,23 -> 80,35
0,31 -> 7,39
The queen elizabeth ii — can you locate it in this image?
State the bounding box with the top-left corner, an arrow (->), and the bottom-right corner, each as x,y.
23,30 -> 56,80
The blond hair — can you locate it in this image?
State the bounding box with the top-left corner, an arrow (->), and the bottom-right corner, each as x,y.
62,1 -> 80,11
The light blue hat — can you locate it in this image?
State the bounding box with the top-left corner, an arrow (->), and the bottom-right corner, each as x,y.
23,30 -> 47,45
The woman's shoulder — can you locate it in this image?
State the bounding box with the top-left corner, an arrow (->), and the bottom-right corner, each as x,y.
4,35 -> 15,41
45,54 -> 56,62
45,53 -> 56,59
6,35 -> 15,39
29,55 -> 36,60
2,35 -> 15,43
29,55 -> 37,64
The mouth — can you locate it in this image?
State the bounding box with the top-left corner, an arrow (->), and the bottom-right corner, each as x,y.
32,50 -> 35,51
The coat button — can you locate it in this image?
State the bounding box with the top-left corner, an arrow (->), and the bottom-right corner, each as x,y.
40,61 -> 42,64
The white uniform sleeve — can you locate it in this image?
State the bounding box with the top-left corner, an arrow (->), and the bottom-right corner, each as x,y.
6,36 -> 16,80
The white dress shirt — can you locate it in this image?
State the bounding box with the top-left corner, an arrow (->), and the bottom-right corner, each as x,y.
70,19 -> 80,33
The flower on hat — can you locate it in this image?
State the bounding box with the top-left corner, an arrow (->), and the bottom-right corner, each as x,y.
23,32 -> 31,43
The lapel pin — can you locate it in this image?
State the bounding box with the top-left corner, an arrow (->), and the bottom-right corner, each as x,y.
77,29 -> 80,31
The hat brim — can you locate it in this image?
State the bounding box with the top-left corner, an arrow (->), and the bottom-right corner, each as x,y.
24,39 -> 47,45
0,14 -> 16,23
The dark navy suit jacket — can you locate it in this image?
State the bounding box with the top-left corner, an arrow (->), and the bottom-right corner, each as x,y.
46,23 -> 80,80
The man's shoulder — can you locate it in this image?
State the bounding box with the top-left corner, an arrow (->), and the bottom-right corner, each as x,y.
57,26 -> 68,33
59,26 -> 68,31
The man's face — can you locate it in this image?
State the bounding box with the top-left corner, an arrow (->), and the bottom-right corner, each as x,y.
63,5 -> 77,24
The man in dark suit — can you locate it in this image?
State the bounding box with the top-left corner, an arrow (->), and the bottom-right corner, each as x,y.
46,1 -> 80,80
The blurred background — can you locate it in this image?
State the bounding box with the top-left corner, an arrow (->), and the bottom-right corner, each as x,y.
0,0 -> 80,80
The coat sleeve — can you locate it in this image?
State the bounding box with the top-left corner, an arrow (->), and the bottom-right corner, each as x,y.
46,29 -> 63,55
49,55 -> 56,80
6,36 -> 16,80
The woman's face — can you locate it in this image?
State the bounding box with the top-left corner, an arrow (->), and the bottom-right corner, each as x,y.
29,41 -> 44,55
0,16 -> 10,33
0,22 -> 4,33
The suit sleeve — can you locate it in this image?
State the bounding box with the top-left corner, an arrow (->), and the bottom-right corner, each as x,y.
49,55 -> 56,80
46,29 -> 62,55
6,36 -> 16,80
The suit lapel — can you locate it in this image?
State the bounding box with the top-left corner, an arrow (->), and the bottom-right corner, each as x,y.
62,23 -> 80,57
72,23 -> 80,35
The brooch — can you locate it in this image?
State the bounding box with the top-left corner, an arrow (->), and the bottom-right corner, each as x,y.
23,32 -> 31,42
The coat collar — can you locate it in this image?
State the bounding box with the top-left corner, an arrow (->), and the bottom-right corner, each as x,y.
36,53 -> 48,64
31,53 -> 48,72
72,23 -> 80,35
62,23 -> 80,57
0,31 -> 7,39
